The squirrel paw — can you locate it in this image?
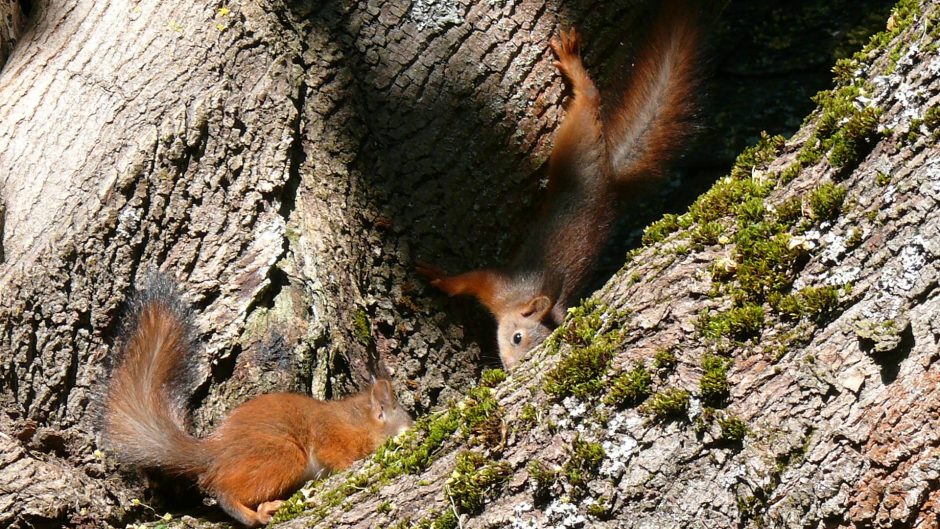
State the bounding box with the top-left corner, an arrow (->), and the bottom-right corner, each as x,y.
256,500 -> 284,525
415,261 -> 445,284
550,29 -> 582,69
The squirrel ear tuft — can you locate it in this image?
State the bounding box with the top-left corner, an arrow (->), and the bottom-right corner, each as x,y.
370,379 -> 395,419
521,296 -> 553,319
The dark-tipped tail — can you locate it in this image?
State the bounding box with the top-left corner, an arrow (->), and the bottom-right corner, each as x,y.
605,1 -> 701,187
102,273 -> 206,476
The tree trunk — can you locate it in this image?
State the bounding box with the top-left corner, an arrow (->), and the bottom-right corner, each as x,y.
0,0 -> 928,528
278,1 -> 940,528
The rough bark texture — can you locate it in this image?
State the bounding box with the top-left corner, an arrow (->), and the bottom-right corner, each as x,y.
274,2 -> 940,529
0,0 -> 25,71
0,0 -> 919,527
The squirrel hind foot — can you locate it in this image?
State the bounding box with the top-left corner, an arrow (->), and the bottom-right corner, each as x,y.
550,29 -> 581,60
256,500 -> 284,525
550,29 -> 598,102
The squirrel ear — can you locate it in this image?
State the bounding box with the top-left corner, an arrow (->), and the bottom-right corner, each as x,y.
370,379 -> 394,420
521,296 -> 553,320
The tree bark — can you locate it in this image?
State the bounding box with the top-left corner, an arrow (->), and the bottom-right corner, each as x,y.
0,0 -> 926,528
277,2 -> 940,528
0,0 -> 25,71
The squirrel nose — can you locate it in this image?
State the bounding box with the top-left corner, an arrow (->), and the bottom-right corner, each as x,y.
501,355 -> 519,370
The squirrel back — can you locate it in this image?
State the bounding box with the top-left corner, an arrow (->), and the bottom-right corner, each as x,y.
102,273 -> 207,475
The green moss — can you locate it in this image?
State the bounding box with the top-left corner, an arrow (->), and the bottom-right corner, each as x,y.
736,198 -> 767,226
603,364 -> 652,408
269,488 -> 309,523
774,196 -> 803,226
923,106 -> 940,131
542,330 -> 562,356
797,140 -> 823,166
586,497 -> 613,519
642,388 -> 690,422
387,518 -> 411,529
564,436 -> 605,489
275,470 -> 370,524
812,84 -> 862,138
446,451 -> 511,513
801,76 -> 882,175
718,414 -> 749,443
415,510 -> 458,529
832,57 -> 859,85
517,404 -> 538,432
375,500 -> 392,514
698,304 -> 765,341
729,132 -> 786,181
559,299 -> 621,346
544,342 -> 613,400
374,407 -> 462,479
460,387 -> 504,448
779,162 -> 802,184
731,221 -> 801,303
827,107 -> 880,170
699,355 -> 730,408
875,171 -> 892,186
689,177 -> 773,224
846,227 -> 863,247
546,301 -> 623,400
653,348 -> 677,371
643,213 -> 682,245
353,308 -> 371,344
857,0 -> 921,60
479,368 -> 507,388
527,460 -> 558,500
808,183 -> 847,222
691,221 -> 725,247
776,285 -> 841,323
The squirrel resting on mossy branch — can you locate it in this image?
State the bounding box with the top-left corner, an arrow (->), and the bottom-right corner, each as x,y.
419,3 -> 701,369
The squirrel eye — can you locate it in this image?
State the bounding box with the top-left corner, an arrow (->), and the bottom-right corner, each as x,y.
512,332 -> 523,345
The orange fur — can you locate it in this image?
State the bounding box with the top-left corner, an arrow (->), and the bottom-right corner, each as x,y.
420,4 -> 700,368
103,282 -> 412,527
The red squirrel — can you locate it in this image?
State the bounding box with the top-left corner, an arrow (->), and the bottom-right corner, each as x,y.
101,276 -> 412,527
418,5 -> 700,369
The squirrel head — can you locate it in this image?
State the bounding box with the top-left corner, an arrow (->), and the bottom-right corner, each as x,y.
368,379 -> 413,438
496,295 -> 554,369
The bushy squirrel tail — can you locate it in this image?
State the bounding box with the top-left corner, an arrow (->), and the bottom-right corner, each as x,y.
605,1 -> 701,187
102,273 -> 206,476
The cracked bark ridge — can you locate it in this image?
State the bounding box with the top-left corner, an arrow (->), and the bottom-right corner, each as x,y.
272,3 -> 940,528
